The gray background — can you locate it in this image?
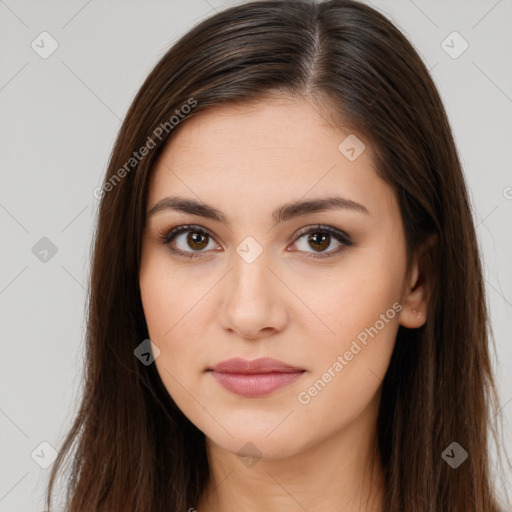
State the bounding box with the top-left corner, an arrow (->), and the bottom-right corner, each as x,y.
0,0 -> 511,510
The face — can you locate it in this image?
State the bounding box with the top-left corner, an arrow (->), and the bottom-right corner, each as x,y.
139,95 -> 427,460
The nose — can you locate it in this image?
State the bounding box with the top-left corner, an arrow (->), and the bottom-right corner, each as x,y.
217,249 -> 289,341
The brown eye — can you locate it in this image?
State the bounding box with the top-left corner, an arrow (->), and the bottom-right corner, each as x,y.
186,231 -> 209,250
307,232 -> 331,252
291,225 -> 352,259
161,225 -> 220,260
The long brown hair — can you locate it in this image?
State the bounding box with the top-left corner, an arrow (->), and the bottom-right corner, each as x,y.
45,1 -> 510,510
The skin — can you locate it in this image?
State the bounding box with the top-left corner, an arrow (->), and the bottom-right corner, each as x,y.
139,94 -> 430,512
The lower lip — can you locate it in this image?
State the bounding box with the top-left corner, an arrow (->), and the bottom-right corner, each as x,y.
209,370 -> 304,397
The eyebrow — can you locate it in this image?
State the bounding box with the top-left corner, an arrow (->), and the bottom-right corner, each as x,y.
147,195 -> 369,225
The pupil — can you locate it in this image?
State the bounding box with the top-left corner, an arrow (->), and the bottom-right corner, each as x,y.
188,231 -> 207,250
309,232 -> 329,251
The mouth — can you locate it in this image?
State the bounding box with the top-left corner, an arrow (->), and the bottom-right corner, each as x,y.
207,357 -> 306,397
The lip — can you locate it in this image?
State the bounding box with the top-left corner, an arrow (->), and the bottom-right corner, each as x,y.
208,357 -> 305,374
207,357 -> 305,397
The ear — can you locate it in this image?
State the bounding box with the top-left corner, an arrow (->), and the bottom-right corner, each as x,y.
398,234 -> 437,329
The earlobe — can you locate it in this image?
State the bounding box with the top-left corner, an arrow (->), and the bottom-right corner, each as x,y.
398,295 -> 428,329
398,234 -> 437,329
399,306 -> 427,328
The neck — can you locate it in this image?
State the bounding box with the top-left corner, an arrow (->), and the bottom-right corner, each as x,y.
196,394 -> 385,512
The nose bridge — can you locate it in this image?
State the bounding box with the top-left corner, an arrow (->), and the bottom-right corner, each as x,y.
230,239 -> 272,301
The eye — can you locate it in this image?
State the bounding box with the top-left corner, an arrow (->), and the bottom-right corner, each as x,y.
159,224 -> 352,261
159,224 -> 221,260
290,225 -> 352,259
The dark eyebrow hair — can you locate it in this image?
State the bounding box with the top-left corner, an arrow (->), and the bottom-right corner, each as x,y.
147,195 -> 369,225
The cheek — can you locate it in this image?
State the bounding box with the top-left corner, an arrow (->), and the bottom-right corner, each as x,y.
139,256 -> 213,409
139,250 -> 203,338
291,251 -> 404,344
292,281 -> 400,445
290,249 -> 404,405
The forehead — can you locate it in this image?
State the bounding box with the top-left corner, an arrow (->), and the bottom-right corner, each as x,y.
155,95 -> 362,169
147,96 -> 395,222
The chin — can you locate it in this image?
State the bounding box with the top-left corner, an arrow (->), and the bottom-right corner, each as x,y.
204,424 -> 306,462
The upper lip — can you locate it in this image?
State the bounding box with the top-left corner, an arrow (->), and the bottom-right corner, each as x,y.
208,357 -> 305,374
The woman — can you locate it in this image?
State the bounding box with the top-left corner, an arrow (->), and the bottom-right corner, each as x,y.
45,1 -> 510,510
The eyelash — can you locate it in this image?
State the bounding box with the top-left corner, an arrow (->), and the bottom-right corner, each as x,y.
158,224 -> 353,261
